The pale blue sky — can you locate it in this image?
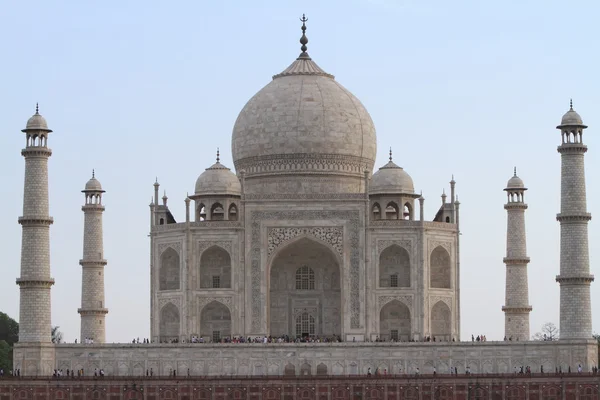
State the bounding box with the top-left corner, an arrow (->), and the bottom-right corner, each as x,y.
1,0 -> 599,342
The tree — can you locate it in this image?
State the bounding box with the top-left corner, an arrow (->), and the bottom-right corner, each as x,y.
51,326 -> 63,344
0,312 -> 19,371
532,322 -> 559,341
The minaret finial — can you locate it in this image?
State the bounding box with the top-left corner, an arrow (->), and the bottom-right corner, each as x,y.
298,14 -> 310,59
570,98 -> 573,110
216,147 -> 220,163
389,147 -> 393,162
35,103 -> 39,114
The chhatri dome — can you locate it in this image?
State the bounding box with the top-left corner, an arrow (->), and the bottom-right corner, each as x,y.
505,167 -> 525,189
370,148 -> 415,195
84,170 -> 104,192
558,99 -> 586,127
194,149 -> 242,196
22,103 -> 52,132
231,15 -> 377,194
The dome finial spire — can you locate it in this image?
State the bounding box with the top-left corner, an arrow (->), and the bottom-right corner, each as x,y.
570,98 -> 573,111
35,103 -> 39,114
216,147 -> 220,163
92,169 -> 95,178
514,166 -> 517,176
389,147 -> 393,162
298,14 -> 310,60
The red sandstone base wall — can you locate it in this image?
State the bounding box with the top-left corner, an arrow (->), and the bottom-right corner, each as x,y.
0,374 -> 599,400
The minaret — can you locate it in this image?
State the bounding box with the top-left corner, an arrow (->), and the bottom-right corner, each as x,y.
17,104 -> 55,343
78,171 -> 108,343
556,101 -> 594,339
502,168 -> 532,340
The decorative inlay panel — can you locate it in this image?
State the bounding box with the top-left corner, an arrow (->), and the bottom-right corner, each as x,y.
158,297 -> 181,310
430,296 -> 452,310
198,297 -> 233,312
376,240 -> 412,255
251,210 -> 361,331
429,240 -> 452,254
378,295 -> 413,308
157,242 -> 182,256
267,227 -> 343,258
198,241 -> 233,256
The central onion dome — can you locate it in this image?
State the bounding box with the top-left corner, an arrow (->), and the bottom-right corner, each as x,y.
231,16 -> 377,194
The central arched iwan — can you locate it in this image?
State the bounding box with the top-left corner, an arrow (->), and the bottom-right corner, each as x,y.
269,237 -> 341,338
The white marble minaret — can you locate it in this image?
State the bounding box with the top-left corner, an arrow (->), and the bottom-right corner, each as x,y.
17,105 -> 55,344
556,101 -> 594,339
502,168 -> 532,340
78,171 -> 108,343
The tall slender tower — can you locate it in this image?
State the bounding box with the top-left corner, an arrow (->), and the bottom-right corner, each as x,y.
502,168 -> 532,340
17,105 -> 54,343
556,101 -> 594,339
78,171 -> 108,343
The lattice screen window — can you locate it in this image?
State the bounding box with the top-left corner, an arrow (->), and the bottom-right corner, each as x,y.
212,330 -> 221,343
295,312 -> 315,337
390,274 -> 399,288
295,266 -> 315,290
390,329 -> 399,341
212,275 -> 220,288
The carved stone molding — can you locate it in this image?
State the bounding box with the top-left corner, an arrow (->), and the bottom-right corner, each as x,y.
158,296 -> 181,310
245,193 -> 366,201
157,242 -> 182,256
429,240 -> 452,255
198,296 -> 233,312
378,295 -> 413,309
235,153 -> 371,177
251,210 -> 361,331
376,239 -> 412,256
430,296 -> 452,310
267,227 -> 343,259
198,241 -> 233,256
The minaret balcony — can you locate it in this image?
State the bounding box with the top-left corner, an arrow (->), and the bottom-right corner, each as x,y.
18,216 -> 54,226
556,213 -> 592,222
555,275 -> 595,284
557,143 -> 588,154
79,259 -> 108,266
502,305 -> 532,313
21,147 -> 52,157
503,256 -> 530,264
16,278 -> 55,288
77,308 -> 109,315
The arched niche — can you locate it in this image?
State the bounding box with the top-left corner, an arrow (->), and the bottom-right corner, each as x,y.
159,247 -> 180,290
379,300 -> 411,341
159,303 -> 180,342
200,301 -> 231,342
430,246 -> 451,289
379,245 -> 410,288
430,301 -> 451,340
199,246 -> 231,289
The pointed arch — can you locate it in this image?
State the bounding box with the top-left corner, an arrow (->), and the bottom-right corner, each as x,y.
228,203 -> 238,221
430,246 -> 451,288
403,202 -> 412,220
379,245 -> 410,288
372,202 -> 381,220
200,300 -> 231,342
159,302 -> 180,342
380,300 -> 411,341
284,363 -> 296,376
385,201 -> 399,220
210,202 -> 224,221
197,203 -> 206,221
300,362 -> 312,376
159,247 -> 180,290
430,301 -> 451,340
199,245 -> 231,289
316,363 -> 328,375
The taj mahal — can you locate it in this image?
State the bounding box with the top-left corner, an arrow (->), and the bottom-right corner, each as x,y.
12,17 -> 598,377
